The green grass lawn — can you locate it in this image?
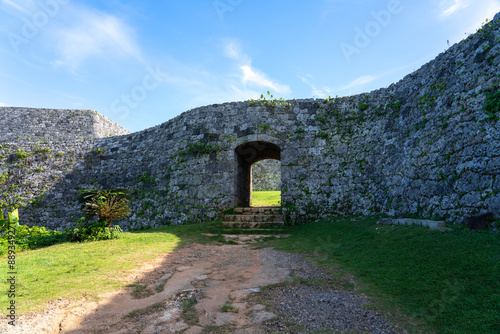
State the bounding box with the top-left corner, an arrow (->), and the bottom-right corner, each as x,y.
0,222 -> 220,314
251,190 -> 280,207
266,216 -> 500,334
1,216 -> 499,334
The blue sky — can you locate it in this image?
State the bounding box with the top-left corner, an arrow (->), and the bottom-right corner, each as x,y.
1,0 -> 499,132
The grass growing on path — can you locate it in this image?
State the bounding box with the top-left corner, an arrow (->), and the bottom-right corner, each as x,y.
251,191 -> 280,207
266,216 -> 500,334
0,221 -> 221,315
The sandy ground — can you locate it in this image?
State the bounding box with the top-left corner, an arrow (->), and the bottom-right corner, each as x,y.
0,243 -> 292,334
0,242 -> 404,334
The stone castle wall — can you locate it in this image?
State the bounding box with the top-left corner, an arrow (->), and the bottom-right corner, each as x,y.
252,160 -> 281,191
0,108 -> 129,227
0,108 -> 129,142
1,16 -> 500,229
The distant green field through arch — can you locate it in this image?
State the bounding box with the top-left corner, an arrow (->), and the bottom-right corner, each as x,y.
250,158 -> 281,207
251,191 -> 281,207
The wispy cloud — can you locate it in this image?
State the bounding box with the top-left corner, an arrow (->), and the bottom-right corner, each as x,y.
301,73 -> 375,97
438,0 -> 500,42
0,0 -> 36,14
299,57 -> 428,98
300,75 -> 334,98
50,6 -> 144,70
221,40 -> 291,95
336,58 -> 431,93
338,75 -> 376,91
0,102 -> 7,107
440,0 -> 472,18
223,40 -> 249,63
113,39 -> 292,117
240,65 -> 291,95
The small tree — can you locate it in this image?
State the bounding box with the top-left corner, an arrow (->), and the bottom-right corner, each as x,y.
78,189 -> 132,227
70,189 -> 131,242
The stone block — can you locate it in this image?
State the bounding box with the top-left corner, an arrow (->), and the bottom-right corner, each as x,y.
377,218 -> 445,230
486,157 -> 500,174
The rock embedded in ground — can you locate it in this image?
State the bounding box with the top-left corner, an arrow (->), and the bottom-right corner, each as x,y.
252,311 -> 277,324
160,273 -> 172,280
176,266 -> 191,272
213,312 -> 235,326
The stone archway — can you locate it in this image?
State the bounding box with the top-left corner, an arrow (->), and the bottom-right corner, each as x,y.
234,141 -> 281,207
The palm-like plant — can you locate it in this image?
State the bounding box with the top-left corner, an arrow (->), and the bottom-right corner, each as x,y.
78,189 -> 132,227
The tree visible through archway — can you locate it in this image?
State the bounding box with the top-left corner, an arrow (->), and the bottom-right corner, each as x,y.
251,159 -> 281,207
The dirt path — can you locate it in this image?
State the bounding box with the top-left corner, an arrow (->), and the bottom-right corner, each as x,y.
1,243 -> 405,334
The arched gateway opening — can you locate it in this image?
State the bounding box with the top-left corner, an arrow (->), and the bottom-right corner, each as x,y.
234,141 -> 281,207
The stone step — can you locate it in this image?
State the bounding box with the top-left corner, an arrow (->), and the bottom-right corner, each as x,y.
222,221 -> 285,229
232,207 -> 282,215
203,233 -> 290,244
222,207 -> 284,230
224,214 -> 284,222
218,228 -> 286,232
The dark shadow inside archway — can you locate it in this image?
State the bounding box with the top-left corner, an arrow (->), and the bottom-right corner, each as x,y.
234,141 -> 281,207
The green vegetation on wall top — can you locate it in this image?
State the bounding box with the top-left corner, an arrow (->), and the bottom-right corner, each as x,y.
247,91 -> 292,110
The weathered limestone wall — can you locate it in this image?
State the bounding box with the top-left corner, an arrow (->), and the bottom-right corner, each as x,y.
252,160 -> 281,191
1,15 -> 500,229
0,108 -> 129,226
280,16 -> 500,222
0,108 -> 129,142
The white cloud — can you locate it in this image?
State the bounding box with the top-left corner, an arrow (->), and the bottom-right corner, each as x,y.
299,58 -> 428,99
223,40 -> 246,61
222,39 -> 291,98
1,0 -> 36,14
440,0 -> 472,18
300,74 -> 375,98
0,102 -> 7,107
119,40 -> 292,117
101,38 -> 292,125
50,7 -> 143,70
125,55 -> 256,109
300,75 -> 334,98
440,0 -> 500,42
337,75 -> 375,91
470,1 -> 500,27
240,65 -> 291,95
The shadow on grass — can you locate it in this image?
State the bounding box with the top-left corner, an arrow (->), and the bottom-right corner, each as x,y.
0,220 -> 227,318
39,219 -> 279,333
